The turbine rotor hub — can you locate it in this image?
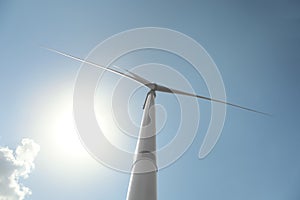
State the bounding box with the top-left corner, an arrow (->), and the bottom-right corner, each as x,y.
145,83 -> 158,91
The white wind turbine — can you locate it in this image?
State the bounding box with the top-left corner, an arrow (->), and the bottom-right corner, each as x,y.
46,47 -> 269,200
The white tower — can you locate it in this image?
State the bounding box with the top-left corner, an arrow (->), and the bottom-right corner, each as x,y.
46,47 -> 269,200
126,90 -> 157,200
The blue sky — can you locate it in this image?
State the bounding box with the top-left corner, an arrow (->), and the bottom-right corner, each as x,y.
0,0 -> 300,199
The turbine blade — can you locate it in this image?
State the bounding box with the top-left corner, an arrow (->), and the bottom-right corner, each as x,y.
43,47 -> 146,86
113,65 -> 151,85
156,84 -> 270,116
43,47 -> 269,116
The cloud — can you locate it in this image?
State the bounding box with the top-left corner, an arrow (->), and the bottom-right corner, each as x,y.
0,139 -> 40,200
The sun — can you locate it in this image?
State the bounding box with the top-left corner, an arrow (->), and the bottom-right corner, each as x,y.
52,107 -> 87,159
32,88 -> 97,165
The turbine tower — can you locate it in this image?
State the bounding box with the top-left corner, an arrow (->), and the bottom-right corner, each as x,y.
46,47 -> 269,200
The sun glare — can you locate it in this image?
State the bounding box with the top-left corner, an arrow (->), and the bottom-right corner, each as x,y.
52,108 -> 87,159
34,86 -> 96,168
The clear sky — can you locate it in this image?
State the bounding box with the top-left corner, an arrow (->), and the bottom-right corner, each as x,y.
0,0 -> 300,199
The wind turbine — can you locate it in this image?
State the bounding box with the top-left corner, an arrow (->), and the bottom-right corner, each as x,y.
45,47 -> 269,200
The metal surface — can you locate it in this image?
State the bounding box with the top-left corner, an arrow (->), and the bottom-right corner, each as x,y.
126,90 -> 157,200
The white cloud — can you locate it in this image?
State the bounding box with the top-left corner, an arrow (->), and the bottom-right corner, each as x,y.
0,139 -> 40,200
